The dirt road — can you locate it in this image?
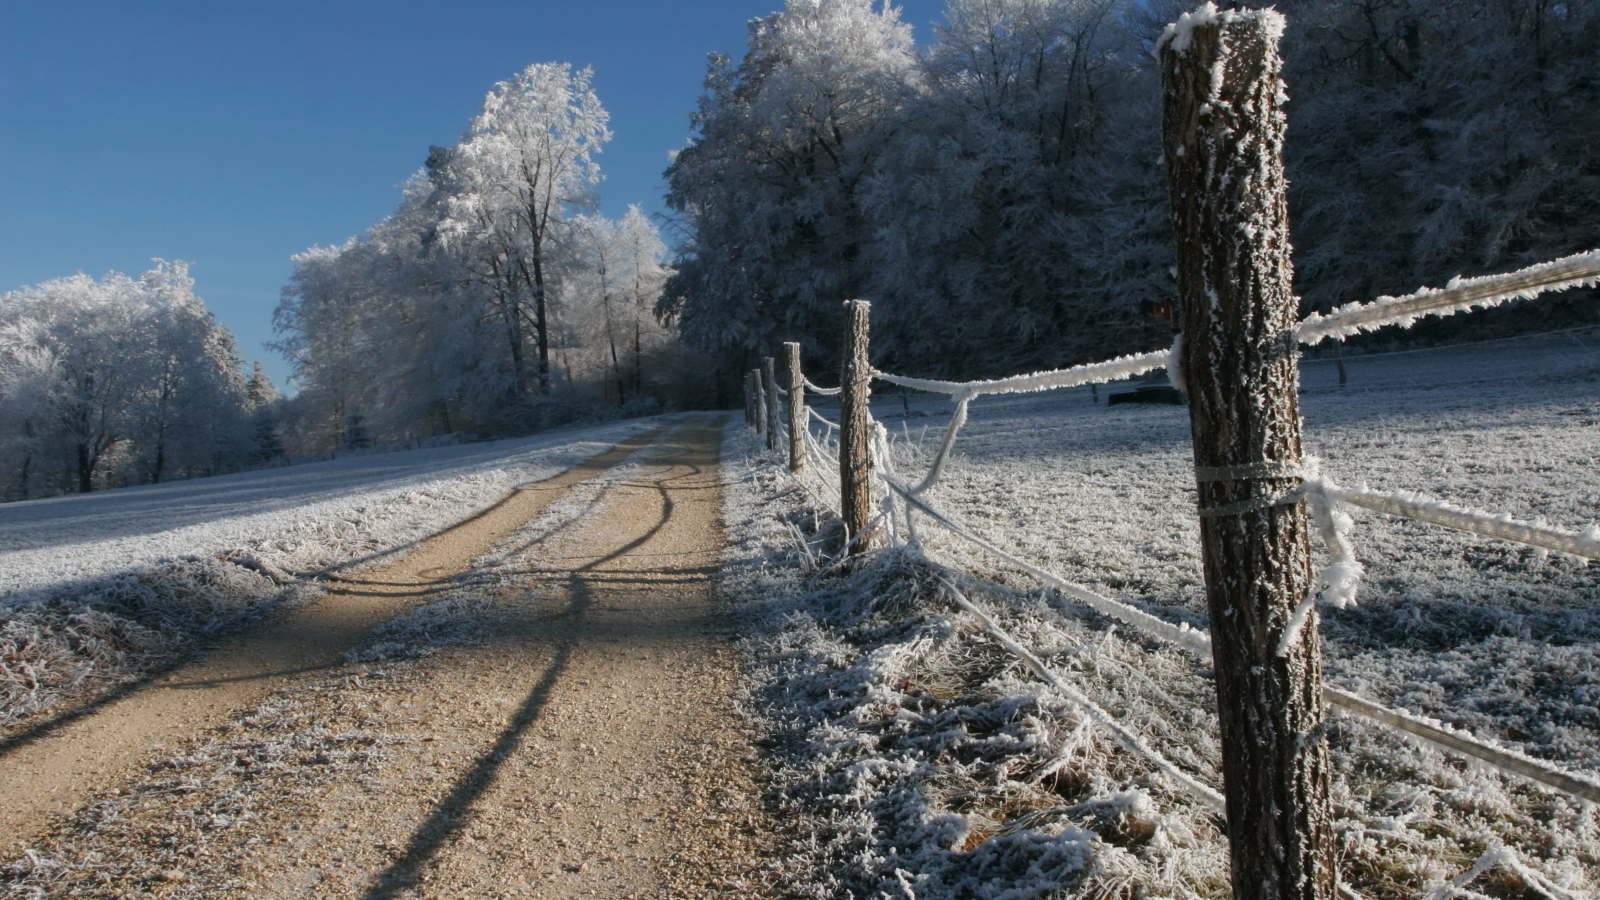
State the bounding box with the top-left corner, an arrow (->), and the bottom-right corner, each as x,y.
0,415 -> 780,898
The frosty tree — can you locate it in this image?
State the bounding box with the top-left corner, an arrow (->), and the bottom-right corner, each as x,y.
275,64 -> 696,448
436,62 -> 611,397
661,0 -> 917,368
0,262 -> 260,498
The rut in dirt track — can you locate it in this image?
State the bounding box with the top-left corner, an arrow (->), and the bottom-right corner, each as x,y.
1,415 -> 782,900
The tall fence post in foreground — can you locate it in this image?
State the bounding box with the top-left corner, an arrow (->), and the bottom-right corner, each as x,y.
784,342 -> 805,474
753,368 -> 767,438
1160,8 -> 1334,900
763,357 -> 780,452
839,300 -> 879,554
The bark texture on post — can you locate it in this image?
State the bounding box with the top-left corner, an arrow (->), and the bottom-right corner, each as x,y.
838,300 -> 879,554
762,357 -> 780,452
1160,9 -> 1334,900
784,342 -> 805,474
753,369 -> 766,437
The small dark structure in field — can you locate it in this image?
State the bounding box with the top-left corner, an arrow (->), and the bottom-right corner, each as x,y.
1108,381 -> 1185,406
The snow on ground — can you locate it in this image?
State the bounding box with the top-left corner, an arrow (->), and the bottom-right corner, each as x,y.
0,420 -> 657,600
0,417 -> 662,732
722,327 -> 1600,900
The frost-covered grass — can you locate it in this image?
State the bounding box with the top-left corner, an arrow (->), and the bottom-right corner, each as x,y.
0,418 -> 660,735
722,330 -> 1600,900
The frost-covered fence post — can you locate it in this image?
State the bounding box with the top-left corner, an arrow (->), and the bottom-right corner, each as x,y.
763,357 -> 781,452
784,342 -> 805,474
1160,8 -> 1335,900
753,369 -> 767,437
839,300 -> 880,554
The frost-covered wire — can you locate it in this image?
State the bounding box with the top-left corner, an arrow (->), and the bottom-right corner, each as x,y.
1278,467 -> 1365,657
872,422 -> 905,549
881,474 -> 1600,805
1298,249 -> 1600,347
1328,483 -> 1600,560
871,349 -> 1170,399
867,249 -> 1600,404
803,378 -> 842,396
1423,846 -> 1588,900
808,407 -> 840,431
795,430 -> 842,516
907,394 -> 970,496
938,578 -> 1226,813
1322,688 -> 1600,804
883,475 -> 1214,658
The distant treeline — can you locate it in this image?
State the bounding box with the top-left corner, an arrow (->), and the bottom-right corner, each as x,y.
662,0 -> 1600,380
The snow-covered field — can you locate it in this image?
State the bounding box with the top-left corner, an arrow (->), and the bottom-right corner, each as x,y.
0,417 -> 660,731
0,421 -> 658,600
722,327 -> 1600,899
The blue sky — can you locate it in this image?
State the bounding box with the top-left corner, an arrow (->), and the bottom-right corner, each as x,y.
0,0 -> 944,388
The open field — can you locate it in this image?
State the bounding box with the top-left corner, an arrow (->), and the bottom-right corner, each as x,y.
722,328 -> 1600,899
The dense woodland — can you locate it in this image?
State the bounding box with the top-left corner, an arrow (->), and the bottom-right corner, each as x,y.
3,0 -> 1597,499
664,0 -> 1600,377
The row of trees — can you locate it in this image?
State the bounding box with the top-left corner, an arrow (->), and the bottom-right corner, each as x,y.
0,261 -> 280,500
662,0 -> 1600,378
274,63 -> 703,451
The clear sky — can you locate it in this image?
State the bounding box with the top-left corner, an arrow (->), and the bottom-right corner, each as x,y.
0,0 -> 944,388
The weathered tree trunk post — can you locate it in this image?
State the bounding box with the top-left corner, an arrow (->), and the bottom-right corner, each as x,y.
1160,9 -> 1335,900
748,371 -> 758,428
753,369 -> 767,438
838,300 -> 880,554
784,342 -> 805,474
763,357 -> 781,452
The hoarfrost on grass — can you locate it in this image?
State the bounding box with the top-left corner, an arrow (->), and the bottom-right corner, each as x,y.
729,331 -> 1600,897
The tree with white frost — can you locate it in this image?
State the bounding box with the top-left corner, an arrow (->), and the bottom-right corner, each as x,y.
614,205 -> 670,398
435,62 -> 610,397
0,262 -> 257,498
661,0 -> 918,366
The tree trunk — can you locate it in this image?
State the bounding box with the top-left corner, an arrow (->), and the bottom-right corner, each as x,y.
1161,10 -> 1334,900
607,318 -> 625,405
838,300 -> 879,554
532,256 -> 551,393
76,443 -> 93,494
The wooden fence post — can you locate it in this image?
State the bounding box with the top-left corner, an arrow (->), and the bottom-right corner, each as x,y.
839,300 -> 879,554
763,357 -> 780,452
752,369 -> 766,437
1160,9 -> 1334,900
784,342 -> 805,474
748,371 -> 758,428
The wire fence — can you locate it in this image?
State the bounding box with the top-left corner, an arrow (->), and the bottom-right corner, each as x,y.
737,10 -> 1598,897
740,247 -> 1600,893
